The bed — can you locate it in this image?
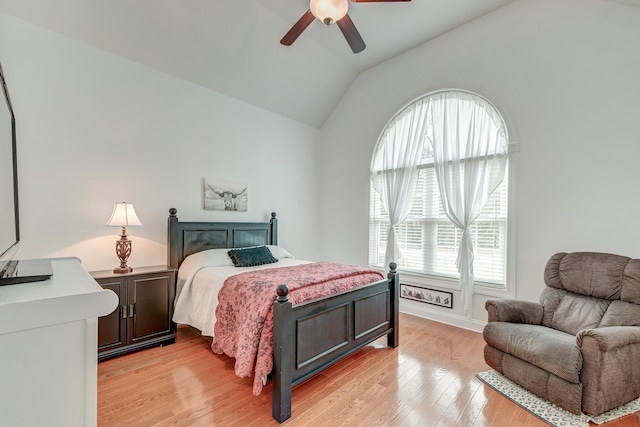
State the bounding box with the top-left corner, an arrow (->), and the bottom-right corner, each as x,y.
167,208 -> 399,423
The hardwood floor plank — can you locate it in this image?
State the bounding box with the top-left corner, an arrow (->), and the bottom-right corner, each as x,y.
97,313 -> 638,426
452,378 -> 490,427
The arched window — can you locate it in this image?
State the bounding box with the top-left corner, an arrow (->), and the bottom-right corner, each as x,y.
369,90 -> 512,300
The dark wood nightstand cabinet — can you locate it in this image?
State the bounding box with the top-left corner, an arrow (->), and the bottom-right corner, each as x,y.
91,266 -> 176,361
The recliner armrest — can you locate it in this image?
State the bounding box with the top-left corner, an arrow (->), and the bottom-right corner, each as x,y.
577,326 -> 640,351
577,326 -> 640,415
485,299 -> 543,324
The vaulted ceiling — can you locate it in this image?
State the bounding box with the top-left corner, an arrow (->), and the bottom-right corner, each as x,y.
0,0 -> 516,128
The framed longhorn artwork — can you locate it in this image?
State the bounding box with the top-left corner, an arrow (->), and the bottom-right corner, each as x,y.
203,179 -> 248,212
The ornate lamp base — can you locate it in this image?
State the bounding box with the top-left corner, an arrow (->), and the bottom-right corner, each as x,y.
113,265 -> 133,274
114,229 -> 134,274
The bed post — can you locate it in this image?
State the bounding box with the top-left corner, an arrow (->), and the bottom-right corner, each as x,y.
168,208 -> 179,269
272,284 -> 292,423
270,212 -> 278,246
387,262 -> 399,348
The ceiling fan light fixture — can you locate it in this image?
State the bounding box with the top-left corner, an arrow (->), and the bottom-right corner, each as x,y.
310,0 -> 348,26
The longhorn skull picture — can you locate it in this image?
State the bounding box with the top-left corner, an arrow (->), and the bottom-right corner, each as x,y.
204,180 -> 248,212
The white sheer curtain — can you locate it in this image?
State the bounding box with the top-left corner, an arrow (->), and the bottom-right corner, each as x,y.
427,91 -> 508,316
370,98 -> 429,268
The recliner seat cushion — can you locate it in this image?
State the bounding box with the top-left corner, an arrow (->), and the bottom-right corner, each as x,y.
483,322 -> 582,384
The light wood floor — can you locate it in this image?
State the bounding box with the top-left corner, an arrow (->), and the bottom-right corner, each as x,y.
98,313 -> 640,426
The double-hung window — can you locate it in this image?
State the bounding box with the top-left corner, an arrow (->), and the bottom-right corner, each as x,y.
369,90 -> 510,289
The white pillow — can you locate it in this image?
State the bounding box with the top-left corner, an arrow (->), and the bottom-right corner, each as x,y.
181,245 -> 294,269
266,245 -> 294,260
184,248 -> 235,268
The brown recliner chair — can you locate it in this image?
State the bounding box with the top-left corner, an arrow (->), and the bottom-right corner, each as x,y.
483,252 -> 640,416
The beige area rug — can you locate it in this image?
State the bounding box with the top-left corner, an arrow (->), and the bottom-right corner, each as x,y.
476,370 -> 640,427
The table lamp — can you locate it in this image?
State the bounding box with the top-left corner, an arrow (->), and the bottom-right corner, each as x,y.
105,202 -> 142,274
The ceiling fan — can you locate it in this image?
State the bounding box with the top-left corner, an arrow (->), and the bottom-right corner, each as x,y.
280,0 -> 412,54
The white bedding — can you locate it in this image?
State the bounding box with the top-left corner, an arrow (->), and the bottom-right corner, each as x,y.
172,246 -> 310,337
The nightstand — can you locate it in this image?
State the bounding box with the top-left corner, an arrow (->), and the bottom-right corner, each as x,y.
91,265 -> 176,361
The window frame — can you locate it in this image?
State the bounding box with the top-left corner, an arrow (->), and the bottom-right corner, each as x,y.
368,89 -> 517,298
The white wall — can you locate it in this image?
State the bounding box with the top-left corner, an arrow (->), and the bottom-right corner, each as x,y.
0,13 -> 321,272
318,0 -> 640,328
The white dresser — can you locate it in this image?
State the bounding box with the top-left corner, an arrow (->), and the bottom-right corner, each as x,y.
0,257 -> 118,427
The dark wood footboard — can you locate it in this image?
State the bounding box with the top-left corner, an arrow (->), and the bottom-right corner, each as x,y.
272,262 -> 399,423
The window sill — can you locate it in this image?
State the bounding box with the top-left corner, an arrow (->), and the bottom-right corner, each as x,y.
370,266 -> 461,290
373,266 -> 514,298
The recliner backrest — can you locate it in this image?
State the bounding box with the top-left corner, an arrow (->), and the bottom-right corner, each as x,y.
540,252 -> 640,335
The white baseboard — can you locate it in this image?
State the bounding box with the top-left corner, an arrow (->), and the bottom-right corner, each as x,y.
399,299 -> 487,333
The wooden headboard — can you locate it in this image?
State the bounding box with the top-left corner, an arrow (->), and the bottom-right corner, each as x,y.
167,208 -> 278,269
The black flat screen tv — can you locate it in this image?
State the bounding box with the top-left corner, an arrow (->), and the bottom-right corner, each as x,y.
0,59 -> 52,285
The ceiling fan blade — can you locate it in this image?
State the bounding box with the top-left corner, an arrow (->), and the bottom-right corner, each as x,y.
350,0 -> 411,2
336,14 -> 366,53
280,10 -> 315,46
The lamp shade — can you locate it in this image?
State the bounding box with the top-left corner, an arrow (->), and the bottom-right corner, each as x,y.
310,0 -> 348,25
105,202 -> 142,227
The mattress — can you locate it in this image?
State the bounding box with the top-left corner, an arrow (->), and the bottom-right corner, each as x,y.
172,245 -> 309,337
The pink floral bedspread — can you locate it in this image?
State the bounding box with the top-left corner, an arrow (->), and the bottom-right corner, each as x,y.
210,262 -> 384,395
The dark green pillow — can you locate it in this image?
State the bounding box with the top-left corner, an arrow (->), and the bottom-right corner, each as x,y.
228,246 -> 278,267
